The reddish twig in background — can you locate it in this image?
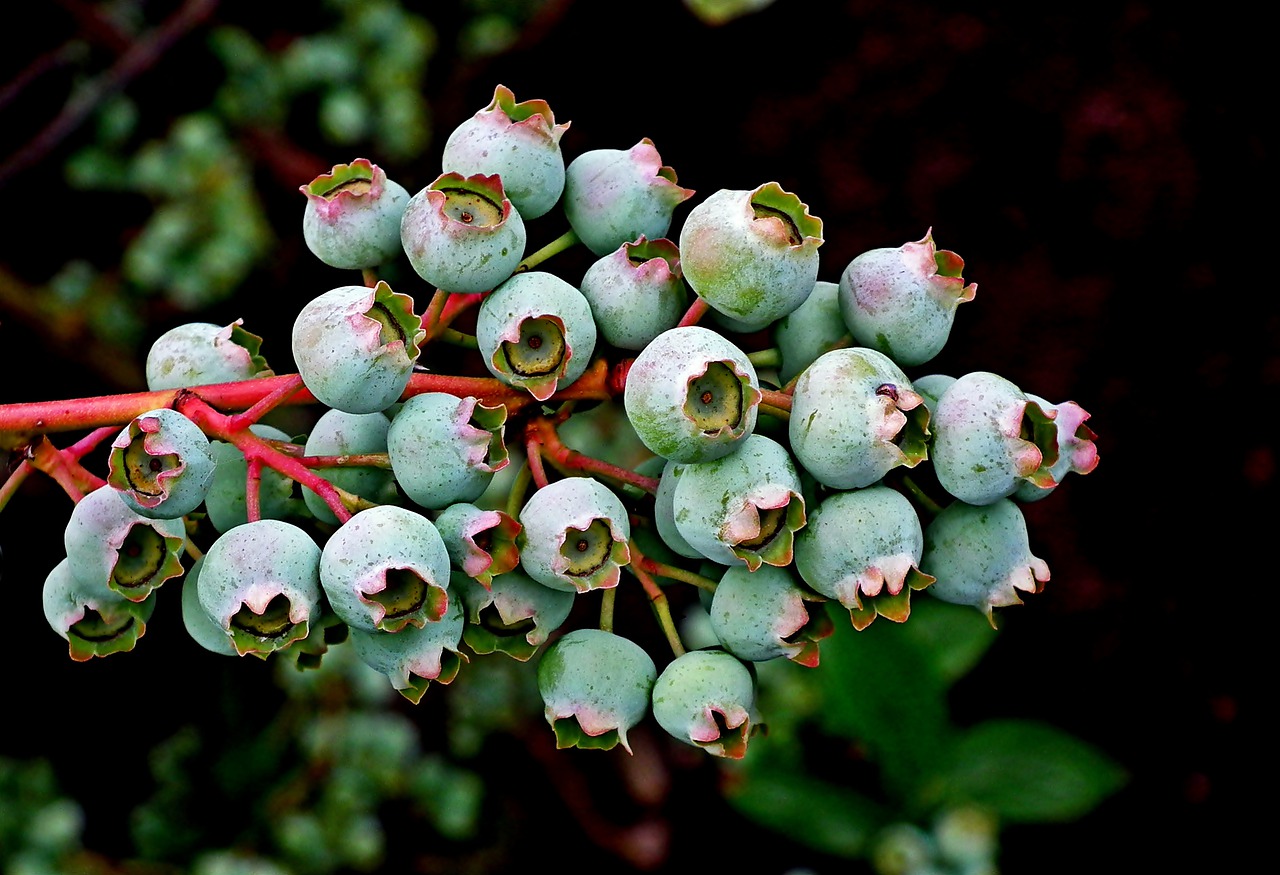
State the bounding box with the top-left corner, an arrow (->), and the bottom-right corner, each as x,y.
0,0 -> 220,190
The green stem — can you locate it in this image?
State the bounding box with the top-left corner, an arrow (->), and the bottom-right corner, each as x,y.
506,458 -> 531,520
625,551 -> 685,658
901,473 -> 945,518
436,327 -> 479,349
517,229 -> 580,272
640,556 -> 719,593
599,587 -> 615,633
748,348 -> 781,369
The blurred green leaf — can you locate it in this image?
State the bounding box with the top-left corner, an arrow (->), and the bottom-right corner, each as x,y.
725,767 -> 887,858
934,719 -> 1127,822
896,597 -> 999,687
817,601 -> 952,799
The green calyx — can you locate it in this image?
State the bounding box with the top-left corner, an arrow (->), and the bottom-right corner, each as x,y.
430,174 -> 509,227
110,522 -> 186,599
749,182 -> 823,247
229,594 -> 311,657
501,317 -> 566,378
227,321 -> 272,377
365,281 -> 426,359
559,519 -> 616,577
731,495 -> 806,571
369,569 -> 447,632
552,717 -> 622,752
117,432 -> 180,499
684,361 -> 747,433
307,159 -> 376,199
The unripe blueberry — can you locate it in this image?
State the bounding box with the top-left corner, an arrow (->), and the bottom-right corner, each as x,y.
400,172 -> 526,293
922,498 -> 1050,626
196,519 -> 323,657
456,569 -> 574,661
788,347 -> 930,490
709,565 -> 833,666
107,408 -> 216,520
145,319 -> 271,391
912,373 -> 957,415
537,628 -> 657,753
292,281 -> 425,415
299,409 -> 396,525
43,557 -> 155,661
623,325 -> 762,464
518,477 -> 631,593
300,158 -> 410,270
180,556 -> 238,657
773,280 -> 849,385
562,138 -> 694,256
1012,394 -> 1100,502
653,460 -> 704,560
348,594 -> 467,704
441,84 -> 569,220
671,433 -> 806,571
204,424 -> 297,532
475,271 -> 597,401
433,502 -> 522,588
387,393 -> 509,509
838,230 -> 976,367
794,486 -> 935,630
651,649 -> 756,759
679,182 -> 823,331
578,236 -> 688,350
930,371 -> 1059,506
319,505 -> 451,633
63,485 -> 186,603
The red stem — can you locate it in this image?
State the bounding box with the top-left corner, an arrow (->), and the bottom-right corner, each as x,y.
676,297 -> 710,328
528,417 -> 658,495
245,457 -> 263,522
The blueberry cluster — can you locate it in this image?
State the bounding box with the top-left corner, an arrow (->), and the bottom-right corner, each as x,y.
35,84 -> 1099,759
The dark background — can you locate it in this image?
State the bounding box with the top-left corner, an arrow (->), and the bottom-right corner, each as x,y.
1,1 -> 1268,872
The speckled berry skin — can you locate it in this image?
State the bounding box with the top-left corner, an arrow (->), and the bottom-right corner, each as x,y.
300,410 -> 395,525
195,519 -> 323,657
347,595 -> 467,704
930,371 -> 1059,506
623,325 -> 761,464
43,556 -> 155,661
788,347 -> 930,490
670,433 -> 806,571
517,476 -> 631,593
440,84 -> 569,220
794,486 -> 935,630
773,280 -> 848,385
300,159 -> 410,270
205,424 -> 296,532
400,172 -> 527,294
106,408 -> 216,520
319,505 -> 451,633
475,271 -> 597,402
709,564 -> 831,666
838,229 -> 976,368
63,485 -> 186,603
388,393 -> 509,509
291,281 -> 424,415
537,628 -> 657,753
145,320 -> 271,391
922,498 -> 1050,627
651,649 -> 756,759
180,557 -> 237,657
578,236 -> 687,350
679,183 -> 823,332
653,460 -> 705,560
562,138 -> 694,256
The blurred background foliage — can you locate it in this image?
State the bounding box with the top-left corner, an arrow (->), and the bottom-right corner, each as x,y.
0,0 -> 1264,873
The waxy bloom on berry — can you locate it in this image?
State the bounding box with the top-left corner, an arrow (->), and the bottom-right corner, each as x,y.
441,84 -> 569,220
301,158 -> 410,270
537,629 -> 657,753
107,408 -> 216,520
